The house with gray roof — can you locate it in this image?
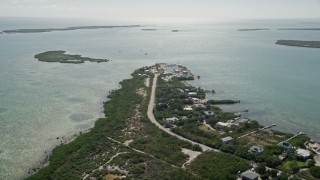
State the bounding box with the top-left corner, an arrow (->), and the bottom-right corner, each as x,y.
241,170 -> 260,180
250,146 -> 264,154
193,104 -> 206,109
204,110 -> 215,116
279,141 -> 292,150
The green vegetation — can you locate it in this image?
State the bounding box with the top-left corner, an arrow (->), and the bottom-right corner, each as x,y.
207,99 -> 240,105
35,51 -> 109,64
289,135 -> 310,147
282,160 -> 308,172
310,166 -> 320,179
276,40 -> 320,48
278,172 -> 290,180
189,151 -> 249,179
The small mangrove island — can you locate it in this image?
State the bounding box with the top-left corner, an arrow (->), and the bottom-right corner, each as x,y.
276,40 -> 320,48
238,28 -> 270,31
141,29 -> 157,31
27,64 -> 320,180
34,51 -> 110,64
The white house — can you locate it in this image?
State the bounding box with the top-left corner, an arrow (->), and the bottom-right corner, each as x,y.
183,107 -> 193,111
221,136 -> 233,144
296,148 -> 311,159
188,92 -> 197,97
215,122 -> 232,130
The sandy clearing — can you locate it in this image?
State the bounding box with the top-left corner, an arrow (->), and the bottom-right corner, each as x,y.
181,148 -> 202,168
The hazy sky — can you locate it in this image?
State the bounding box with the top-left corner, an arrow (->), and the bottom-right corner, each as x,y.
0,0 -> 320,22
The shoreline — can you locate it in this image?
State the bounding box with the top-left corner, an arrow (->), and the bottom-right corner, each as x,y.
24,127 -> 93,178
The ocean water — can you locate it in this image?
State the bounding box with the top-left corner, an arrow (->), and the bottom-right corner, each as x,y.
0,17 -> 319,179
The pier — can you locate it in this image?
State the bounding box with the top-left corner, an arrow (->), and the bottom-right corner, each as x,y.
238,124 -> 276,139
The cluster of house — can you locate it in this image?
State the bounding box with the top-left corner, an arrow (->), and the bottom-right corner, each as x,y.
234,141 -> 316,180
278,140 -> 316,160
221,136 -> 318,180
183,96 -> 208,111
157,63 -> 194,82
164,84 -> 244,130
214,118 -> 246,132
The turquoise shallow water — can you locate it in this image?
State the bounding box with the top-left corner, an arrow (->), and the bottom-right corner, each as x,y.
0,18 -> 319,179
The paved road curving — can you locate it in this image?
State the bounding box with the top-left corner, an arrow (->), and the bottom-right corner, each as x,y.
147,74 -> 214,152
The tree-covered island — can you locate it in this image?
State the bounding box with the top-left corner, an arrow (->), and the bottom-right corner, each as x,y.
276,40 -> 320,48
34,51 -> 110,64
27,64 -> 320,180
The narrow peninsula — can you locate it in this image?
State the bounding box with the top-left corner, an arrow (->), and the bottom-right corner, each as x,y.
35,51 -> 110,64
276,40 -> 320,48
27,64 -> 320,180
278,28 -> 320,31
1,25 -> 140,34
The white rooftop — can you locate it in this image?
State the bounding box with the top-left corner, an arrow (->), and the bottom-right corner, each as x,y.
296,148 -> 311,158
216,122 -> 231,127
166,117 -> 178,121
221,136 -> 233,142
183,107 -> 193,111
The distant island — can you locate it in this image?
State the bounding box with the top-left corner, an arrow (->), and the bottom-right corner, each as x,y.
34,51 -> 110,64
238,28 -> 270,31
276,40 -> 320,48
141,29 -> 157,31
1,25 -> 140,34
278,28 -> 320,31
